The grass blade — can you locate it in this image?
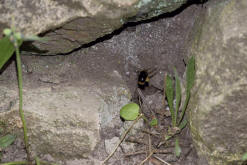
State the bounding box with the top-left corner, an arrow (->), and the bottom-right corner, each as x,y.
178,56 -> 195,124
175,137 -> 181,157
178,92 -> 190,124
175,68 -> 181,126
165,75 -> 175,127
178,118 -> 187,130
186,56 -> 195,93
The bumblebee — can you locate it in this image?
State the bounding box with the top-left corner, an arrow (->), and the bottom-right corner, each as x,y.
138,68 -> 157,89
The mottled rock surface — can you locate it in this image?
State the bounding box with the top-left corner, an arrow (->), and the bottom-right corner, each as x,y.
0,2 -> 204,164
0,0 -> 188,54
0,55 -> 130,163
189,0 -> 247,165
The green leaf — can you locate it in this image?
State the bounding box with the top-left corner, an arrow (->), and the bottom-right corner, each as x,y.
175,68 -> 181,125
35,157 -> 41,165
120,103 -> 140,121
3,28 -> 12,36
178,56 -> 195,125
0,37 -> 23,70
165,75 -> 175,127
178,118 -> 187,130
178,92 -> 190,125
0,134 -> 16,149
0,37 -> 16,70
186,56 -> 195,93
175,138 -> 181,157
150,118 -> 158,126
242,152 -> 247,161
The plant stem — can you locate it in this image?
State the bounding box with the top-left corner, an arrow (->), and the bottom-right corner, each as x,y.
101,113 -> 144,165
15,43 -> 31,162
138,150 -> 154,165
1,161 -> 29,165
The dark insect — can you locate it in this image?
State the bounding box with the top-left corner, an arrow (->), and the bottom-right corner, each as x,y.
138,68 -> 157,89
138,70 -> 149,89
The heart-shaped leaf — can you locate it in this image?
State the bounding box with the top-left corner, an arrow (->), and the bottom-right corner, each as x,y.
120,103 -> 140,121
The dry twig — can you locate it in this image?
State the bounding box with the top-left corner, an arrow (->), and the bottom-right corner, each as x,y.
101,114 -> 144,165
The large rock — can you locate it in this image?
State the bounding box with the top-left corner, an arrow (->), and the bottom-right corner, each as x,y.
0,0 -> 188,55
0,54 -> 130,163
0,3 -> 203,163
189,0 -> 247,165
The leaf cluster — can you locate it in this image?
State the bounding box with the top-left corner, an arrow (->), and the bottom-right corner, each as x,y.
165,56 -> 195,156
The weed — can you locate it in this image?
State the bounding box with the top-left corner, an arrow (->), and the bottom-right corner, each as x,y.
0,18 -> 52,165
102,56 -> 195,164
165,56 -> 195,156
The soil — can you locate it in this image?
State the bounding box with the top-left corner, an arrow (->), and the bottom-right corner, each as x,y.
0,2 -> 206,165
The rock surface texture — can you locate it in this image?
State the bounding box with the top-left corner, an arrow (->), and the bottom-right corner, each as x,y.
0,2 -> 203,164
189,0 -> 247,165
0,0 -> 188,54
0,55 -> 130,164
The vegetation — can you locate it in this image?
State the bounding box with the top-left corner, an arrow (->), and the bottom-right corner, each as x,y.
0,21 -> 54,165
102,56 -> 195,164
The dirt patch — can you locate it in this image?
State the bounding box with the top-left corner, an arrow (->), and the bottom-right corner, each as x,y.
0,2 -> 205,165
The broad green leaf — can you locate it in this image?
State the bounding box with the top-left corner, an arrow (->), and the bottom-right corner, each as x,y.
165,75 -> 175,126
175,68 -> 181,126
178,118 -> 187,130
242,152 -> 247,161
120,103 -> 140,121
175,138 -> 181,157
150,118 -> 158,126
0,37 -> 23,70
186,56 -> 195,93
0,134 -> 16,149
0,37 -> 16,70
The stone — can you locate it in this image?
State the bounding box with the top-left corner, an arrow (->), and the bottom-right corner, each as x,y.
0,0 -> 188,54
0,55 -> 131,163
188,0 -> 247,165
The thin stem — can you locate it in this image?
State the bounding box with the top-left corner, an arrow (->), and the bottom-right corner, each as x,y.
138,151 -> 154,165
152,155 -> 172,165
1,161 -> 29,165
101,114 -> 144,165
15,42 -> 31,162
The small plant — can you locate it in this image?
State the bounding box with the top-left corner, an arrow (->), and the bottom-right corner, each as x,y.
102,102 -> 143,164
120,103 -> 140,121
102,56 -> 195,164
165,56 -> 195,156
0,19 -> 51,165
